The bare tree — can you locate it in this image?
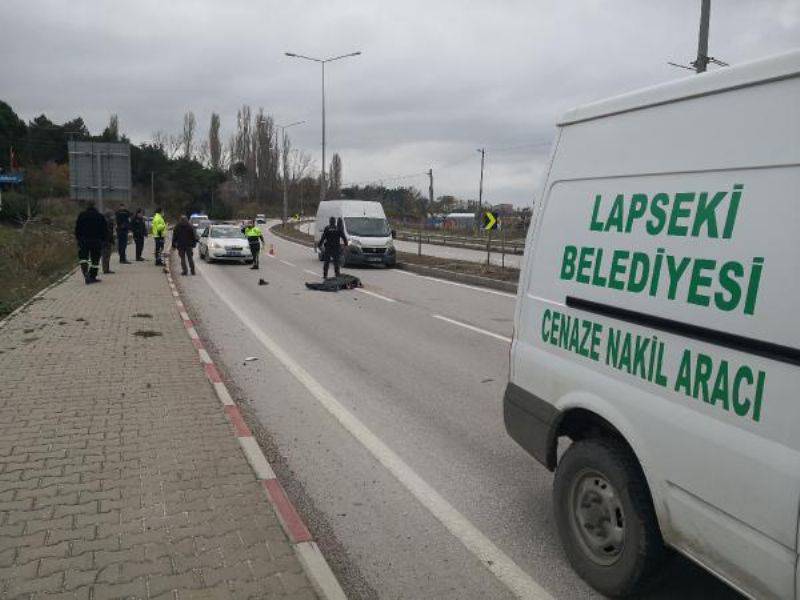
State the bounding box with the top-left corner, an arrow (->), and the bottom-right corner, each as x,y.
196,139 -> 210,167
152,130 -> 182,158
209,112 -> 222,171
103,114 -> 120,141
328,153 -> 342,198
182,111 -> 196,159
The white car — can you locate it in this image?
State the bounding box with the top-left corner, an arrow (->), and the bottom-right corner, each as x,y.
198,224 -> 252,264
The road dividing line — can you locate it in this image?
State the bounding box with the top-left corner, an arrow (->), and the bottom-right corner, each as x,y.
356,289 -> 396,303
303,269 -> 318,277
201,273 -> 553,600
432,315 -> 512,343
280,259 -> 296,267
394,268 -> 516,298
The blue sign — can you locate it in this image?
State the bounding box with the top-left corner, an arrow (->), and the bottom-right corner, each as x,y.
0,173 -> 23,184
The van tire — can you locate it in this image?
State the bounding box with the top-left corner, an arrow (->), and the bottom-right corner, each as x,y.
553,437 -> 665,598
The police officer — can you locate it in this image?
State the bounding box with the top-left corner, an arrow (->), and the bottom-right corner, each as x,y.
101,210 -> 116,274
114,203 -> 132,264
317,216 -> 348,279
242,219 -> 265,270
151,208 -> 167,265
131,208 -> 147,261
74,201 -> 106,284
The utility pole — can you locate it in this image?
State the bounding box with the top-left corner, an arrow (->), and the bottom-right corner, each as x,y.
477,148 -> 485,213
694,0 -> 711,73
96,143 -> 103,213
428,168 -> 434,211
276,120 -> 305,228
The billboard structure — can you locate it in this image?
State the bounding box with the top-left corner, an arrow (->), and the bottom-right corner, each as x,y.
68,141 -> 131,211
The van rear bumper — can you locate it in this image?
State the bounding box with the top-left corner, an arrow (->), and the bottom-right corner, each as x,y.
503,383 -> 559,471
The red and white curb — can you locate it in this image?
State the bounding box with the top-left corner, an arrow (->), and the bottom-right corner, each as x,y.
164,262 -> 346,600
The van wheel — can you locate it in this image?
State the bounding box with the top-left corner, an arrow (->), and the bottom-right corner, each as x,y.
553,437 -> 666,598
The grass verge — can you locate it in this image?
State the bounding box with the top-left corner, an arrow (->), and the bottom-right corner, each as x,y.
0,223 -> 77,318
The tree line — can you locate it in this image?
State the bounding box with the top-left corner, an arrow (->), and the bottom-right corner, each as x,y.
0,100 -> 348,222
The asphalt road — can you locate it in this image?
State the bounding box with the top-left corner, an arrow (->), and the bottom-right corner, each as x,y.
299,220 -> 523,269
178,222 -> 741,600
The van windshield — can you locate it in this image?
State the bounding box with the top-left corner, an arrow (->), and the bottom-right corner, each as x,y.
344,217 -> 389,237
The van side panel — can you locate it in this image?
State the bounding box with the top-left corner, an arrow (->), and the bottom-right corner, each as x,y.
516,73 -> 800,598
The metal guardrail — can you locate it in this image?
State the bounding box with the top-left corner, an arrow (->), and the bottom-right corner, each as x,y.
392,231 -> 526,255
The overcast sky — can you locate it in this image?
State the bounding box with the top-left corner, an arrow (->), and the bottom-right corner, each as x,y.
2,0 -> 798,206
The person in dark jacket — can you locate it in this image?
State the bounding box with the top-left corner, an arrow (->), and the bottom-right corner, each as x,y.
74,202 -> 107,284
171,215 -> 197,275
114,203 -> 132,264
130,208 -> 147,261
317,216 -> 348,279
101,211 -> 116,274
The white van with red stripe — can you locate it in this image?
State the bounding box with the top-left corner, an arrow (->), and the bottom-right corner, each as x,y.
505,50 -> 800,599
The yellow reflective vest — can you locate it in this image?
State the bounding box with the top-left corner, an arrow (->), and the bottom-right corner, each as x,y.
244,226 -> 262,241
151,213 -> 166,238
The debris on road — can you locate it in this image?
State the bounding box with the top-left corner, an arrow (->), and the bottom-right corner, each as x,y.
258,278 -> 268,285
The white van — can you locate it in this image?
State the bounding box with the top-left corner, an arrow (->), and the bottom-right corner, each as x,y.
314,200 -> 396,267
505,50 -> 800,599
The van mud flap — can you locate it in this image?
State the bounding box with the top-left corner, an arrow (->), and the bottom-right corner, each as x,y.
503,383 -> 559,470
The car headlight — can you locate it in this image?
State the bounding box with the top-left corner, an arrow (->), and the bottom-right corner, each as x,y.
386,239 -> 394,249
349,239 -> 361,249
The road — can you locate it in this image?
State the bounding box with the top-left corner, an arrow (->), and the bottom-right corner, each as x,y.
299,220 -> 523,269
178,221 -> 741,600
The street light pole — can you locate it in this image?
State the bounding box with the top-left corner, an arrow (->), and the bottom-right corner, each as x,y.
477,148 -> 485,214
276,120 -> 306,228
285,50 -> 362,204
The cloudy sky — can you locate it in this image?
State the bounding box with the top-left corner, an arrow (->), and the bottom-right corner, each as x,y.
3,0 -> 798,206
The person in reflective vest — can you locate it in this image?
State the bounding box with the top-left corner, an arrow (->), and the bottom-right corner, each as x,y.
151,209 -> 167,266
242,220 -> 265,270
74,201 -> 106,284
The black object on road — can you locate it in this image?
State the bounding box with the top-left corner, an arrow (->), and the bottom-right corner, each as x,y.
258,279 -> 268,286
305,274 -> 362,292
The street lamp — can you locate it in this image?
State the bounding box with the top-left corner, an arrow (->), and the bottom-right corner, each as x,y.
276,120 -> 306,227
285,50 -> 362,203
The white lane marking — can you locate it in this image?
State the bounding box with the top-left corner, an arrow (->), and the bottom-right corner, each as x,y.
394,268 -> 516,299
356,289 -> 396,303
303,269 -> 319,277
198,348 -> 213,364
237,436 -> 276,480
295,541 -> 348,600
201,273 -> 552,600
279,259 -> 296,267
213,381 -> 235,406
432,315 -> 512,344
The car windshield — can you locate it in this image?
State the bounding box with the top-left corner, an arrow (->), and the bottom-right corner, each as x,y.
210,226 -> 244,239
344,217 -> 389,237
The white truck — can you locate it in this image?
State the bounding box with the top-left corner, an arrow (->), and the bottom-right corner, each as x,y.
314,200 -> 396,267
504,50 -> 800,598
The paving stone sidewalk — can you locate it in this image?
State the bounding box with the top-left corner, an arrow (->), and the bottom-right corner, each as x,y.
0,244 -> 318,600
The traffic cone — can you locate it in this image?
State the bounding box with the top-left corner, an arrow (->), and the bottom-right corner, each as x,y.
269,244 -> 275,256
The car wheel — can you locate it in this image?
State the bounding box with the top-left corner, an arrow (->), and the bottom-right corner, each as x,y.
553,437 -> 666,598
